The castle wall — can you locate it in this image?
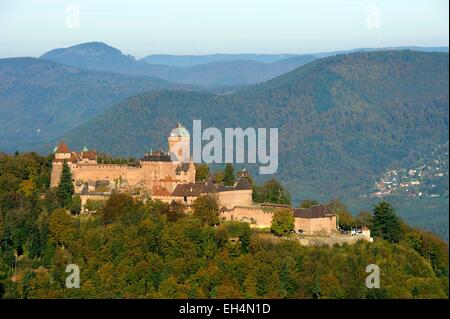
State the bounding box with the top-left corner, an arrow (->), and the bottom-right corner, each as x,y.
294,216 -> 337,235
51,160 -> 196,194
220,206 -> 273,228
217,190 -> 252,210
50,162 -> 63,188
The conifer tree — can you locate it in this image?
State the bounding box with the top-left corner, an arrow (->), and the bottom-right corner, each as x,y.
372,201 -> 402,243
57,160 -> 74,207
195,163 -> 210,182
223,163 -> 235,186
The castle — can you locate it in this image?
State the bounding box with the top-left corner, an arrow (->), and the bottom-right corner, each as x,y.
50,123 -> 252,211
50,123 -> 344,236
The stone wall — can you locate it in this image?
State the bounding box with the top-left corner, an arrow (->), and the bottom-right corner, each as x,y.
220,206 -> 273,228
294,216 -> 337,235
50,160 -> 196,193
217,190 -> 252,209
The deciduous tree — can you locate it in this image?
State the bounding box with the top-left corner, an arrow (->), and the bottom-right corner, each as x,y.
271,208 -> 294,236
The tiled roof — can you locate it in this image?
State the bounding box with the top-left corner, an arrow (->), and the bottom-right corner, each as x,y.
175,163 -> 190,173
172,183 -> 205,197
203,175 -> 216,193
141,150 -> 172,162
293,204 -> 334,219
152,185 -> 172,196
81,151 -> 97,160
53,153 -> 78,163
235,176 -> 252,190
55,142 -> 70,153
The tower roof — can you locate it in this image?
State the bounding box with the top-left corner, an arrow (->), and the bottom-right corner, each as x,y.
170,122 -> 190,137
55,141 -> 70,153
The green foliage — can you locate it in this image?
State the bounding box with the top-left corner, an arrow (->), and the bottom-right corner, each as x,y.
223,164 -> 235,186
327,199 -> 355,230
299,199 -> 319,208
192,195 -> 220,226
56,160 -> 74,207
254,179 -> 291,205
402,227 -> 449,277
60,51 -> 449,237
48,209 -> 78,247
0,57 -> 184,153
0,152 -> 448,299
372,201 -> 402,243
239,224 -> 251,253
271,209 -> 294,236
100,192 -> 136,225
0,213 -> 3,241
69,196 -> 81,215
195,164 -> 210,182
355,211 -> 373,228
84,199 -> 106,213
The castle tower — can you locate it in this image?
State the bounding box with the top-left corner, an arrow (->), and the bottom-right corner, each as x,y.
54,141 -> 72,160
168,123 -> 190,162
50,141 -> 73,188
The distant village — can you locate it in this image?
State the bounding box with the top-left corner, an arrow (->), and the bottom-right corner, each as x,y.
370,144 -> 449,199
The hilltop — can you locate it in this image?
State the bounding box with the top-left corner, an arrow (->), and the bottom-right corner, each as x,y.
39,42 -> 316,86
0,57 -> 188,152
60,50 -> 449,236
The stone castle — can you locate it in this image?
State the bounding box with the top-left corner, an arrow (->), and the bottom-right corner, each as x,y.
50,123 -> 353,237
50,123 -> 252,211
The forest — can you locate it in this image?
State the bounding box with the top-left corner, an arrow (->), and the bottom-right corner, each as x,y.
0,152 -> 448,299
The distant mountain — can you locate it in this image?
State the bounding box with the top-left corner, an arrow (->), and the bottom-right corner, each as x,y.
153,56 -> 317,87
141,53 -> 300,67
40,41 -> 169,77
0,57 -> 188,152
61,51 -> 449,235
313,46 -> 449,58
40,42 -> 316,86
141,47 -> 448,66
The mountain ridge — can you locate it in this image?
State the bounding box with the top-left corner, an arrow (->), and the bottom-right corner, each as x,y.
58,50 -> 449,236
0,57 -> 191,152
39,42 -> 317,86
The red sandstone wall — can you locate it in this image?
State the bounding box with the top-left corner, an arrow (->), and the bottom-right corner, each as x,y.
217,190 -> 252,209
294,216 -> 336,234
220,206 -> 273,228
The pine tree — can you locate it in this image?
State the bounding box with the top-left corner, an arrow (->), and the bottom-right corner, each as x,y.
57,160 -> 74,207
372,201 -> 402,243
195,163 -> 210,182
223,163 -> 235,186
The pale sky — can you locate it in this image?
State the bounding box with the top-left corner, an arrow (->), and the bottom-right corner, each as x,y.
0,0 -> 448,58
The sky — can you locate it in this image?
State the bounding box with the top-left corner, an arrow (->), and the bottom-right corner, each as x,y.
0,0 -> 448,58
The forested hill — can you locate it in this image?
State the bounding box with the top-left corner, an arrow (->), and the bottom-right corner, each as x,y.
40,42 -> 317,86
0,152 -> 448,299
0,57 -> 190,152
61,50 -> 449,235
